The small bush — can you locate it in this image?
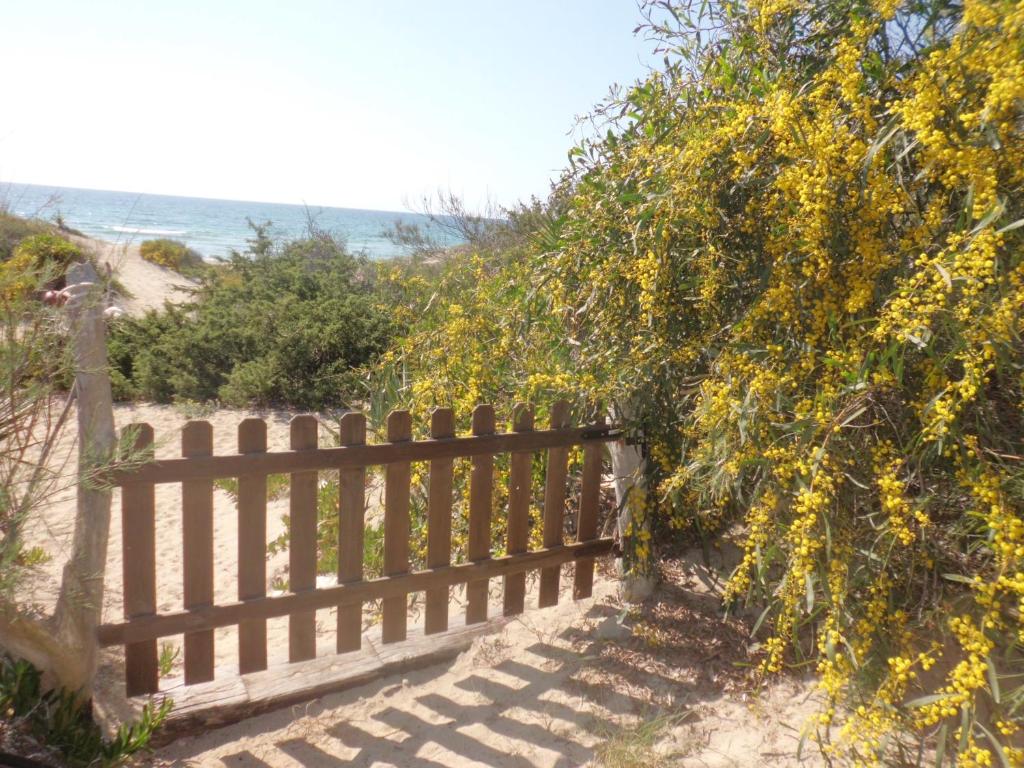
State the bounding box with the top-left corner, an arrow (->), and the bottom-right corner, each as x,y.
157,643 -> 179,678
9,233 -> 82,271
1,233 -> 83,296
0,212 -> 49,262
139,238 -> 204,276
0,653 -> 171,767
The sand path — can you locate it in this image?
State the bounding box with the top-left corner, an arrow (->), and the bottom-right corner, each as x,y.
71,234 -> 197,314
149,578 -> 822,767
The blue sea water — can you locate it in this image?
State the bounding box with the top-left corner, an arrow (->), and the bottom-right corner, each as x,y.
1,182 -> 463,260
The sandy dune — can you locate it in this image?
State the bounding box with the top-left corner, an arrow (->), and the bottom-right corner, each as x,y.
71,234 -> 197,315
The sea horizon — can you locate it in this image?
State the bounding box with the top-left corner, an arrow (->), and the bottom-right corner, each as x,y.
1,181 -> 464,260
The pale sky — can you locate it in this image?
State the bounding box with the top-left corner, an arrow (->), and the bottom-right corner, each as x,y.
0,1 -> 656,212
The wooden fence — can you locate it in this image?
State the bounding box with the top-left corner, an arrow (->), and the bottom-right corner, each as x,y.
96,403 -> 617,697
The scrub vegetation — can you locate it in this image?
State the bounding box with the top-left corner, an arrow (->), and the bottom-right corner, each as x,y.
138,238 -> 205,276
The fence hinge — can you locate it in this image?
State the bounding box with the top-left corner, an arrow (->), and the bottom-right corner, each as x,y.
581,426 -> 623,441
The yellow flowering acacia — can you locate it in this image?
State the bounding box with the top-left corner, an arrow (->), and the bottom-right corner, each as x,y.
532,0 -> 1024,762
379,0 -> 1023,760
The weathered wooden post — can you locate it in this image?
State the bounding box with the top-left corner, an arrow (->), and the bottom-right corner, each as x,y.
607,405 -> 656,602
51,261 -> 117,697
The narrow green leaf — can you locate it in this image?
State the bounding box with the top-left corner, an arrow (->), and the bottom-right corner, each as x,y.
905,693 -> 947,708
977,722 -> 1012,768
935,722 -> 948,767
942,573 -> 976,585
751,603 -> 772,638
986,656 -> 1001,704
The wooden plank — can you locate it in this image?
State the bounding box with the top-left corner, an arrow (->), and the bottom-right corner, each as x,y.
182,421 -> 215,684
336,411 -> 366,653
121,422 -> 158,696
466,405 -> 495,624
110,426 -> 617,485
539,401 -> 571,608
503,404 -> 534,617
237,418 -> 268,674
99,538 -> 614,646
154,618 -> 513,743
288,415 -> 319,662
424,408 -> 455,634
574,418 -> 605,600
382,410 -> 412,643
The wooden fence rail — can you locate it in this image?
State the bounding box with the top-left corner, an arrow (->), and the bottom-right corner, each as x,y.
100,403 -> 616,697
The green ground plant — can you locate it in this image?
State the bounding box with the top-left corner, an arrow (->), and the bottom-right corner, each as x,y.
594,710 -> 693,768
0,212 -> 49,262
0,654 -> 171,767
1,233 -> 84,296
157,642 -> 179,678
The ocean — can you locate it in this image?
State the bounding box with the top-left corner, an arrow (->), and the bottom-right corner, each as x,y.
1,182 -> 464,260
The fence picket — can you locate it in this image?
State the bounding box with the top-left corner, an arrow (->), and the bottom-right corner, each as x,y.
466,405 -> 495,624
503,404 -> 534,617
382,410 -> 412,643
237,418 -> 268,673
539,401 -> 571,608
425,408 -> 455,634
337,412 -> 366,653
182,421 -> 215,683
121,423 -> 158,696
574,417 -> 605,600
289,415 -> 318,662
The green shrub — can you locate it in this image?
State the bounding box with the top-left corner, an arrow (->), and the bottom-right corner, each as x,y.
108,228 -> 397,409
0,653 -> 171,767
266,474 -> 386,584
139,238 -> 204,276
10,233 -> 82,271
1,233 -> 83,296
0,212 -> 49,262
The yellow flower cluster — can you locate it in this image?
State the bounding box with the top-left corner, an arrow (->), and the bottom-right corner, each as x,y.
874,445 -> 930,546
